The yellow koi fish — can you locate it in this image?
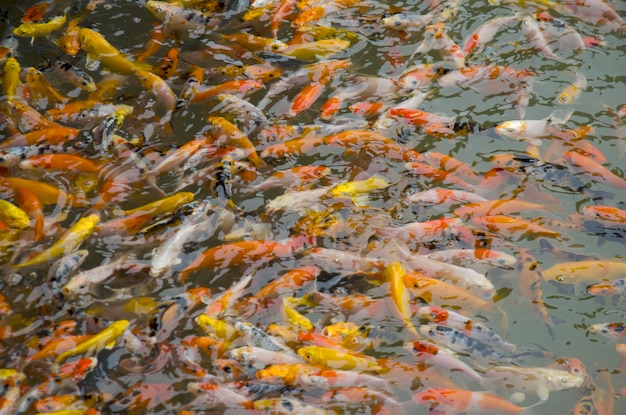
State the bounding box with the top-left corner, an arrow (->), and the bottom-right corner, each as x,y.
13,14 -> 66,41
78,28 -> 150,75
122,192 -> 194,217
297,345 -> 383,372
56,320 -> 129,363
384,262 -> 420,339
15,214 -> 100,268
328,174 -> 390,206
0,199 -> 30,229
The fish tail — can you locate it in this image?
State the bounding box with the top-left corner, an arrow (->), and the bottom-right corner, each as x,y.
547,108 -> 573,125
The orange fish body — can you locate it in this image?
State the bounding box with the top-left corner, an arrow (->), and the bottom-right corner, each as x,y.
254,266 -> 320,302
405,161 -> 475,190
471,215 -> 562,240
288,79 -> 328,117
192,80 -> 263,103
403,271 -> 493,312
15,187 -> 44,242
0,127 -> 80,150
564,150 -> 626,190
180,240 -> 295,282
349,101 -> 383,118
413,387 -> 527,414
205,116 -> 265,167
0,177 -> 79,206
30,334 -> 93,360
20,154 -> 101,174
422,151 -> 481,184
517,248 -> 555,339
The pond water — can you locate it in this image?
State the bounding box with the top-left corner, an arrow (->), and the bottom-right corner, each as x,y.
0,0 -> 625,414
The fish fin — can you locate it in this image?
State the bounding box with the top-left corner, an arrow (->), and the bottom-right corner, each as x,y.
547,109 -> 572,126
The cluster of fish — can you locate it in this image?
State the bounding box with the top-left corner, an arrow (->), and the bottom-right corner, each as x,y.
0,0 -> 625,413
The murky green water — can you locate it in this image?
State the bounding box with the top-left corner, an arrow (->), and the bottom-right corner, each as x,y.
0,0 -> 625,414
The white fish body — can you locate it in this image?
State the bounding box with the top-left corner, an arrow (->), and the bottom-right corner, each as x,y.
482,365 -> 584,401
494,109 -> 573,145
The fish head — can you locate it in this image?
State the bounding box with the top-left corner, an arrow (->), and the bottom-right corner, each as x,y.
494,120 -> 525,139
547,372 -> 584,390
417,305 -> 448,323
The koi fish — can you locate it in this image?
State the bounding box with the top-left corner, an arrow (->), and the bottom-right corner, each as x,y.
204,116 -> 266,168
563,150 -> 626,191
494,109 -> 573,145
419,324 -> 516,366
2,57 -> 20,99
15,213 -> 100,268
216,93 -> 268,135
252,165 -> 329,191
145,1 -> 222,39
482,365 -> 584,402
13,13 -> 66,41
542,260 -> 626,284
404,272 -> 495,312
463,14 -> 521,56
413,387 -> 534,414
56,320 -> 130,363
557,72 -> 586,105
41,58 -> 97,92
297,345 -> 383,372
0,199 -> 30,229
405,340 -> 485,384
588,322 -> 626,339
78,28 -> 150,75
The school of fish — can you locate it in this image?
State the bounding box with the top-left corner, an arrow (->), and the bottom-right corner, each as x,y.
0,0 -> 625,414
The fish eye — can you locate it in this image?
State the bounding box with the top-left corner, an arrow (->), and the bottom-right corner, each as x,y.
556,275 -> 564,281
505,127 -> 515,133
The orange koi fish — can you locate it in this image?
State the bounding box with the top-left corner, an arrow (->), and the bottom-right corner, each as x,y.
422,151 -> 481,184
251,265 -> 320,304
192,79 -> 263,103
20,154 -> 101,174
56,16 -> 83,55
252,165 -> 329,191
0,176 -> 80,206
0,126 -> 80,150
453,198 -> 559,218
25,67 -> 65,105
2,99 -> 62,132
179,235 -> 313,282
135,69 -> 177,114
564,150 -> 626,190
403,271 -> 494,312
413,387 -> 534,414
517,248 -> 555,340
349,101 -> 384,118
471,215 -> 563,240
581,205 -> 626,223
404,161 -> 475,190
390,108 -> 457,137
221,33 -> 287,52
204,116 -> 266,167
29,334 -> 93,360
288,78 -> 328,117
15,188 -> 45,242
